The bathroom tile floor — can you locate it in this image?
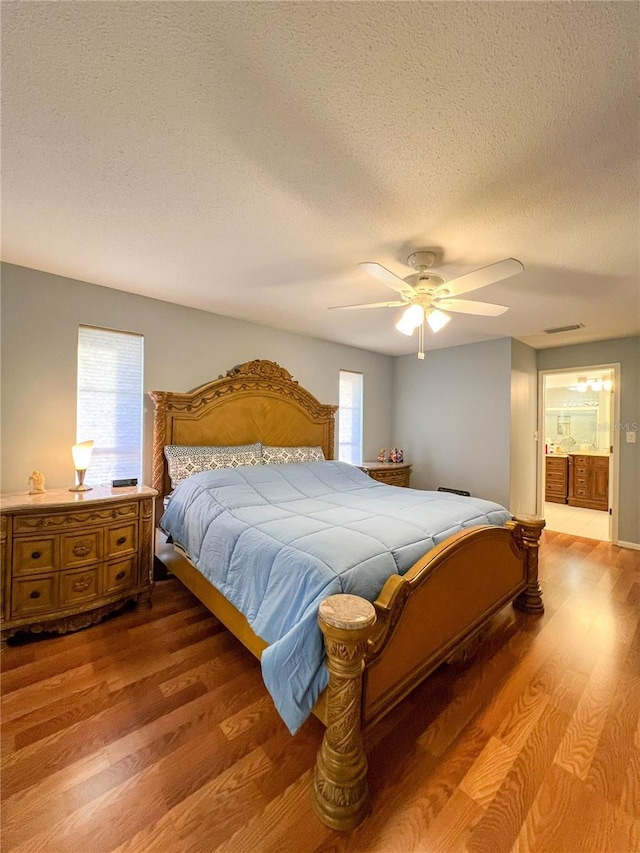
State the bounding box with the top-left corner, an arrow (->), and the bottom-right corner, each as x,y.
543,501 -> 610,541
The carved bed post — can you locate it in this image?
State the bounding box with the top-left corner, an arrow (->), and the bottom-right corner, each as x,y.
513,515 -> 546,614
313,594 -> 377,831
149,390 -> 168,496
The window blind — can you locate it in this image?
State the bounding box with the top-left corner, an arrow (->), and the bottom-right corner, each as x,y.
77,325 -> 144,485
338,370 -> 363,465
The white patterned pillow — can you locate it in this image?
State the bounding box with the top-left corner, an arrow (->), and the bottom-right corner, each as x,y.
262,445 -> 325,465
164,443 -> 263,488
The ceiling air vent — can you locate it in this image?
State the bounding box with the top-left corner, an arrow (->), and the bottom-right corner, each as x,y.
544,323 -> 584,334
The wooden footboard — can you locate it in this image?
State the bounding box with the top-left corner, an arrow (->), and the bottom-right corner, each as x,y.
313,515 -> 544,829
363,515 -> 544,725
158,518 -> 544,831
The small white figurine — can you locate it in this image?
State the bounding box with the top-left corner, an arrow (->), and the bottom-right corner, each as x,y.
28,470 -> 46,494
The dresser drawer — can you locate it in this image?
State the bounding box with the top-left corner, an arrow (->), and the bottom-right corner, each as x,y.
12,536 -> 57,576
377,470 -> 410,486
546,481 -> 567,495
546,470 -> 567,483
572,456 -> 590,466
103,556 -> 137,596
546,457 -> 567,469
12,574 -> 58,617
105,522 -> 137,559
61,529 -> 102,567
60,567 -> 101,606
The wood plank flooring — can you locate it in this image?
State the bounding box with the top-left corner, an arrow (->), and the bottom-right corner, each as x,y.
2,531 -> 639,852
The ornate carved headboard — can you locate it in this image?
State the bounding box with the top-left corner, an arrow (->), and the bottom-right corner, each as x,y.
149,360 -> 338,501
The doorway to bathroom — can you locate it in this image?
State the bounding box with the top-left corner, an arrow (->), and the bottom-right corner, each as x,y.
538,365 -> 620,542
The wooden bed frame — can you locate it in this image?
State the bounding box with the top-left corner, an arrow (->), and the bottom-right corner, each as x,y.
150,359 -> 545,831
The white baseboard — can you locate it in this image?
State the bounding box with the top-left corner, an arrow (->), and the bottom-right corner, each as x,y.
616,540 -> 640,551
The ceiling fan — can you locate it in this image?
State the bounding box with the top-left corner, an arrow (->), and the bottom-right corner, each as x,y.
330,251 -> 524,358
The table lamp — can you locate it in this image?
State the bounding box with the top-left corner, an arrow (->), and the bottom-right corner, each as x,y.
69,440 -> 94,492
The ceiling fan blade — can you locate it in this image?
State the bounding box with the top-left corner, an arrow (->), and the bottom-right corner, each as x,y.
329,300 -> 406,310
359,262 -> 417,296
436,258 -> 524,298
434,298 -> 510,317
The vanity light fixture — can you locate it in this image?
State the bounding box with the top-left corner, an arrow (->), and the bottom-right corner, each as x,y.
568,377 -> 614,393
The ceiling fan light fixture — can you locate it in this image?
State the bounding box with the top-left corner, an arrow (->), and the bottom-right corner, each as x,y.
351,251 -> 523,354
426,308 -> 451,333
395,304 -> 424,335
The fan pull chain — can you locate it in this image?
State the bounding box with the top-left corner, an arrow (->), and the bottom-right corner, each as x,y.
418,322 -> 425,359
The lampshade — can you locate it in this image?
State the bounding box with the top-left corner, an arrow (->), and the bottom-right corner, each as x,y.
395,304 -> 425,336
426,309 -> 451,333
72,440 -> 94,470
70,440 -> 94,492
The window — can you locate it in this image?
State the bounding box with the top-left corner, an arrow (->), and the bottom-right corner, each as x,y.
338,370 -> 363,465
76,325 -> 144,485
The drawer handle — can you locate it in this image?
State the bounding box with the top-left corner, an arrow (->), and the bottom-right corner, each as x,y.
30,590 -> 41,599
31,550 -> 41,560
115,570 -> 127,581
72,577 -> 92,592
73,541 -> 92,557
116,536 -> 127,546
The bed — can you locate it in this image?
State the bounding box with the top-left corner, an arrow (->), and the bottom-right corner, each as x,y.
151,359 -> 545,830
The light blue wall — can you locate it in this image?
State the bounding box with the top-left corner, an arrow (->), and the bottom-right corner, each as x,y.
392,339 -> 513,508
0,263 -> 394,491
537,337 -> 639,545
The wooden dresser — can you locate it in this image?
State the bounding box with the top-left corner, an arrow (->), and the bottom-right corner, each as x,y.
1,485 -> 156,648
568,453 -> 610,511
362,462 -> 412,487
545,455 -> 568,503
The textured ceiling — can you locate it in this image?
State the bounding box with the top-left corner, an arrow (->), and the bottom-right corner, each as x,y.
2,2 -> 638,355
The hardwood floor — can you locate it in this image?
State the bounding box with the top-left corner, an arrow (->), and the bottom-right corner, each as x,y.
1,531 -> 639,852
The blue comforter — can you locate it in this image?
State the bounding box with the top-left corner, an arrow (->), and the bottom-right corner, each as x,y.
160,461 -> 511,733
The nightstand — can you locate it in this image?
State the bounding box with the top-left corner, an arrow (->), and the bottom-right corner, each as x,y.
362,462 -> 412,487
0,485 -> 156,648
